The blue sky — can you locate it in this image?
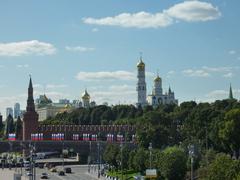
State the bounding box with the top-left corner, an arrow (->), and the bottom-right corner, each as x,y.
0,0 -> 240,118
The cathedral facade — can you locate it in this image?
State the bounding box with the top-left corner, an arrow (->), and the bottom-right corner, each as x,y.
136,57 -> 178,108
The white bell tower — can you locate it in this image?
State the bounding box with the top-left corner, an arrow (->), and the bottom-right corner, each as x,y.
136,55 -> 147,107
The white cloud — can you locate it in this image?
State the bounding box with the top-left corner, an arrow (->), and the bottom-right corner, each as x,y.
83,1 -> 221,28
65,46 -> 95,52
146,71 -> 155,77
92,28 -> 99,32
165,0 -> 221,22
109,84 -> 135,91
91,85 -> 136,105
83,11 -> 173,28
17,64 -> 29,68
183,66 -> 238,78
206,90 -> 228,97
0,40 -> 56,57
223,72 -> 233,78
167,70 -> 175,78
46,84 -> 68,89
167,70 -> 175,75
202,66 -> 233,72
206,89 -> 240,99
229,50 -> 236,55
33,84 -> 42,88
182,69 -> 210,77
76,71 -> 136,81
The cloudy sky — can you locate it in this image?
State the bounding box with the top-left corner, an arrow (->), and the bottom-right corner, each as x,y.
0,0 -> 239,118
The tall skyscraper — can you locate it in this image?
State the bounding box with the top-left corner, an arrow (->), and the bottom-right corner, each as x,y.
23,77 -> 39,141
14,103 -> 21,119
6,107 -> 13,118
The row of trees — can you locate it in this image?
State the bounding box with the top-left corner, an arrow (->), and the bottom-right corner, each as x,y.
0,115 -> 22,139
43,99 -> 240,156
103,144 -> 240,180
41,99 -> 240,178
41,105 -> 144,125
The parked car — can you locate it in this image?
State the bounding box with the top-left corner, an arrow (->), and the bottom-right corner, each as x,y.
58,170 -> 65,176
27,172 -> 32,176
41,173 -> 48,179
38,163 -> 44,169
64,167 -> 72,173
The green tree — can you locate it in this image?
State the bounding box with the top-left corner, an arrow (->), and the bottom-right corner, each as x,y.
0,115 -> 4,138
103,144 -> 119,169
136,111 -> 171,149
206,153 -> 240,180
219,109 -> 240,154
158,146 -> 187,180
116,145 -> 130,170
133,148 -> 148,174
0,115 -> 3,131
5,114 -> 14,137
15,116 -> 22,139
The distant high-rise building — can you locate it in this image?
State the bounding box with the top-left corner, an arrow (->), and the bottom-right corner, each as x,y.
14,103 -> 21,119
6,107 -> 13,118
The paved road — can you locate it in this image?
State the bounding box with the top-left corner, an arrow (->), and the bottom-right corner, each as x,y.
0,165 -> 103,180
34,165 -> 101,180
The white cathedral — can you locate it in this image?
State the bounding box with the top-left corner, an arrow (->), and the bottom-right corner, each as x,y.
136,57 -> 178,108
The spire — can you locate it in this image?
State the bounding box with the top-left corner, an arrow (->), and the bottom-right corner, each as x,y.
29,75 -> 32,89
26,75 -> 35,112
229,83 -> 233,99
168,86 -> 172,94
140,52 -> 143,61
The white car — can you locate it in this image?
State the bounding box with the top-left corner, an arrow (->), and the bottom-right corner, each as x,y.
27,172 -> 32,176
24,161 -> 30,167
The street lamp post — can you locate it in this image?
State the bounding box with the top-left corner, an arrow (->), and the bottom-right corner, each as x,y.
97,142 -> 100,178
121,143 -> 123,180
188,145 -> 195,180
148,143 -> 152,169
88,141 -> 92,173
29,143 -> 36,180
62,134 -> 65,170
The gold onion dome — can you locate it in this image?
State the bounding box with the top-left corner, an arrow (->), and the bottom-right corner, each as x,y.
137,59 -> 145,69
154,75 -> 161,82
43,94 -> 49,101
82,90 -> 90,99
64,104 -> 72,108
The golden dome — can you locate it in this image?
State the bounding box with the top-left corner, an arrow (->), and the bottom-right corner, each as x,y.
82,90 -> 90,99
64,104 -> 72,108
154,75 -> 161,82
137,59 -> 145,69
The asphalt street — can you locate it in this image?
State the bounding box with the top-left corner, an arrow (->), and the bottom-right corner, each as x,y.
22,165 -> 102,180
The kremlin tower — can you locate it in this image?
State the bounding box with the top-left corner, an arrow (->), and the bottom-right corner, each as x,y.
23,76 -> 39,141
